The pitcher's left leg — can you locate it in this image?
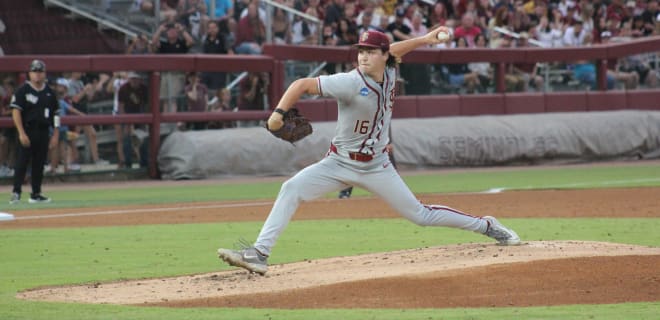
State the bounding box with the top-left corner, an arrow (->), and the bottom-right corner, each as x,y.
360,165 -> 520,245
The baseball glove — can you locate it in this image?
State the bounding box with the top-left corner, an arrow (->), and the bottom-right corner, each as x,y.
266,108 -> 313,143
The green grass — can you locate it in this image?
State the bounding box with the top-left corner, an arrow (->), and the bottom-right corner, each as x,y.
1,162 -> 659,319
1,218 -> 658,319
6,163 -> 660,210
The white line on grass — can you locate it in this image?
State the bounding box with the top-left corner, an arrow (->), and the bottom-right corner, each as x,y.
13,202 -> 274,221
482,177 -> 660,194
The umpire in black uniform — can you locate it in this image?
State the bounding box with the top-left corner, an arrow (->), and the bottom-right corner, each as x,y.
9,60 -> 60,204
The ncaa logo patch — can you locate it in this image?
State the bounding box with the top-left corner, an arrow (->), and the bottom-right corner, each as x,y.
360,88 -> 369,96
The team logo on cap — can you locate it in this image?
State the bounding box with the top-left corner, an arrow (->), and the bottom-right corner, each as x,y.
361,32 -> 370,43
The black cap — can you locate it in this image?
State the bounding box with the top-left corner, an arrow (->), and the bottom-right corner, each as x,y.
29,60 -> 46,72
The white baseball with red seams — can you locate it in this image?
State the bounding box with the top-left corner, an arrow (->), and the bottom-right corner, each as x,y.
437,28 -> 453,41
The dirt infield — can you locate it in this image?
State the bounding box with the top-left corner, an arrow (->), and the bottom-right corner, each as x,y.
9,187 -> 660,309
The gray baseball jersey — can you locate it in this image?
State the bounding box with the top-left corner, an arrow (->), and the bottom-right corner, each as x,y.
317,66 -> 397,156
253,66 -> 491,256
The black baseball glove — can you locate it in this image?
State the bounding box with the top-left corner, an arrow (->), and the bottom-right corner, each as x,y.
266,108 -> 313,143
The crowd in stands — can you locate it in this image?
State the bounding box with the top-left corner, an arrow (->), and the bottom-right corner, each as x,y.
126,0 -> 659,93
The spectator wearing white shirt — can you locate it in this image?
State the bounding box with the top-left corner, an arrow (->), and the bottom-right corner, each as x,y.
563,20 -> 587,46
535,15 -> 564,47
409,10 -> 428,37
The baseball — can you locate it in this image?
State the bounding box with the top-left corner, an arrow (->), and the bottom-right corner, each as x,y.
436,29 -> 452,42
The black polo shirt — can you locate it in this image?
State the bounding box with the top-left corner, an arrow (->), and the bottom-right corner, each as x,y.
203,35 -> 228,54
10,82 -> 59,129
158,39 -> 190,54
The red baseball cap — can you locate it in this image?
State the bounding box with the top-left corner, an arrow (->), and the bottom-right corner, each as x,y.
355,30 -> 390,51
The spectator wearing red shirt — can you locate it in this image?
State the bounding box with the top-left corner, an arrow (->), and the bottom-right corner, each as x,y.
606,0 -> 632,23
454,12 -> 482,47
235,2 -> 266,54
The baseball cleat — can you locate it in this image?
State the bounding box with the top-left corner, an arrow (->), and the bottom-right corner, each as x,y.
29,193 -> 51,204
218,246 -> 268,275
9,192 -> 20,205
483,216 -> 521,246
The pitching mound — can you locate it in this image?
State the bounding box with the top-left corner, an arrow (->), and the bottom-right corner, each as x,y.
18,241 -> 660,308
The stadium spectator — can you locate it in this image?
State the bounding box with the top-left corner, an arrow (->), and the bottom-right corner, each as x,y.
335,17 -> 359,45
607,0 -> 632,24
238,72 -> 269,127
355,1 -> 382,29
454,12 -> 482,46
117,72 -> 149,169
324,0 -> 346,30
202,19 -> 233,92
152,21 -> 194,54
201,19 -> 232,96
272,6 -> 292,44
184,72 -> 209,130
342,1 -> 357,22
233,0 -> 250,22
600,32 -> 639,89
511,32 -> 544,92
66,72 -> 104,166
468,33 -> 493,92
562,3 -> 581,27
126,33 -> 152,54
511,1 -> 532,33
356,10 -> 377,35
207,87 -> 236,129
176,0 -> 209,53
304,0 -> 325,21
235,1 -> 266,54
388,7 -> 413,41
535,15 -> 563,47
630,15 -> 647,37
428,1 -> 449,29
492,35 -> 527,91
640,0 -> 658,36
206,0 -> 234,20
445,37 -> 481,93
410,10 -> 429,37
0,77 -> 16,177
291,8 -> 320,45
579,2 -> 596,36
239,0 -> 267,21
105,72 -> 129,169
136,0 -> 179,21
465,0 -> 488,29
152,22 -> 193,114
572,33 -> 616,90
562,20 -> 587,46
50,78 -> 85,174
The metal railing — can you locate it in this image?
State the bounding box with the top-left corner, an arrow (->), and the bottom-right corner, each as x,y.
44,0 -> 155,40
